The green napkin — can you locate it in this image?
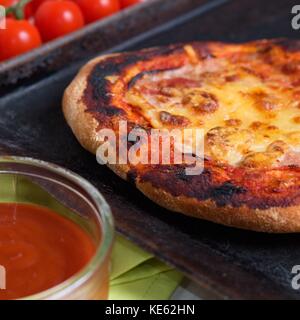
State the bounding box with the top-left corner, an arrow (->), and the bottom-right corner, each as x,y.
0,174 -> 183,300
109,236 -> 183,300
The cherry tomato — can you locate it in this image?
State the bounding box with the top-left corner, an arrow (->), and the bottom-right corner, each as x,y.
120,0 -> 145,9
0,18 -> 42,61
74,0 -> 120,24
35,0 -> 84,42
0,0 -> 33,19
31,0 -> 50,12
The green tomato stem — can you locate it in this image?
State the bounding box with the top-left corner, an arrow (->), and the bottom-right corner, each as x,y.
15,0 -> 32,19
5,0 -> 33,20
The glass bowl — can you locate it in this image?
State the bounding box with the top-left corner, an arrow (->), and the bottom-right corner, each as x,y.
0,156 -> 114,300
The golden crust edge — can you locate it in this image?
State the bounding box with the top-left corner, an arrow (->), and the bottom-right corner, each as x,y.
135,180 -> 300,233
63,54 -> 116,153
63,54 -> 132,181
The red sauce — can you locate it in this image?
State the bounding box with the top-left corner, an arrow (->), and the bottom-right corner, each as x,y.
0,203 -> 96,300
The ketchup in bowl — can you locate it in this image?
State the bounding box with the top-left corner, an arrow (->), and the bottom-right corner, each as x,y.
0,157 -> 114,300
0,203 -> 96,300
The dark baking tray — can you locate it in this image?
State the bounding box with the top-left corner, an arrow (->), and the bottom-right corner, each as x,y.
1,0 -> 300,299
0,0 -> 210,92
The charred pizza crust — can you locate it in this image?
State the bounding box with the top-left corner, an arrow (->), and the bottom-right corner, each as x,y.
63,39 -> 300,233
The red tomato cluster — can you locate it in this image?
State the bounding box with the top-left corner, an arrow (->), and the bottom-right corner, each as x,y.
0,0 -> 146,61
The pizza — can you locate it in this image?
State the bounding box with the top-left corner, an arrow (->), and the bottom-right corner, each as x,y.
63,39 -> 300,233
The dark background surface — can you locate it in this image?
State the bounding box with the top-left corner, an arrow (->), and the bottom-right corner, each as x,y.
1,0 -> 300,299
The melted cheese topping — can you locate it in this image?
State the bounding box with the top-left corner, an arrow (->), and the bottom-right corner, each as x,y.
124,45 -> 300,168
